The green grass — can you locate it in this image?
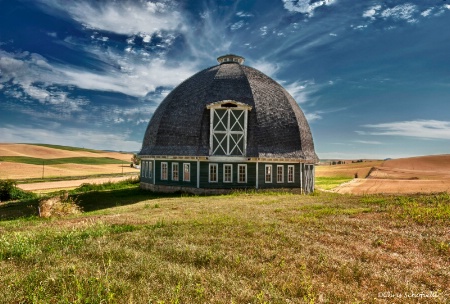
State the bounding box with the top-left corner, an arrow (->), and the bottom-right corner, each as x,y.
30,144 -> 104,153
315,176 -> 353,190
0,156 -> 127,165
0,187 -> 448,303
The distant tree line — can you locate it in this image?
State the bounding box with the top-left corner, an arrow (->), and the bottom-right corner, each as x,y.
329,159 -> 365,165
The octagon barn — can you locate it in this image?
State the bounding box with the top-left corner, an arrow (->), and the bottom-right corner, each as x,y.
139,54 -> 318,194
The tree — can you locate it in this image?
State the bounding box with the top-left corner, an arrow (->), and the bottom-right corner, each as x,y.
131,154 -> 141,166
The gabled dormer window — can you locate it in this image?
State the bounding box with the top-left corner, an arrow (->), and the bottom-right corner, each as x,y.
207,100 -> 252,156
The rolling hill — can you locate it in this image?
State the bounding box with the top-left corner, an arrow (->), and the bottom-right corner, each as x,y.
0,143 -> 138,180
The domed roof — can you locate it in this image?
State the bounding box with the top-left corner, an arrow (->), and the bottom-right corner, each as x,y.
140,55 -> 318,162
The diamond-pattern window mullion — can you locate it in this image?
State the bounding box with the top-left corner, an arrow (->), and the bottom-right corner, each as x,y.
230,110 -> 244,132
229,134 -> 244,155
211,107 -> 247,156
214,110 -> 228,132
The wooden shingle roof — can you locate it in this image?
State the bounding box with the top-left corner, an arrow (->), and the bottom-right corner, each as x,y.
139,58 -> 318,163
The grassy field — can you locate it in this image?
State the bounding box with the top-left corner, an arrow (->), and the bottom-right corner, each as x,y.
315,176 -> 353,190
30,144 -> 104,154
0,184 -> 448,303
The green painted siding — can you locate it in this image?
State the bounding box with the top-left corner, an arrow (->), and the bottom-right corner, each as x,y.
199,162 -> 257,189
257,163 -> 301,189
140,160 -> 154,184
145,159 -> 313,192
154,160 -> 197,188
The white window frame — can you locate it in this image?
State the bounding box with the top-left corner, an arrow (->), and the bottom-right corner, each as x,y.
265,165 -> 272,183
209,163 -> 218,183
238,164 -> 247,183
143,161 -> 153,178
161,162 -> 168,180
183,163 -> 190,182
207,101 -> 252,156
172,162 -> 179,181
223,164 -> 233,183
277,165 -> 284,183
141,161 -> 145,178
288,165 -> 294,183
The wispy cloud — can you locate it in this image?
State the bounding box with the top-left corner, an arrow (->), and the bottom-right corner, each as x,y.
421,8 -> 433,17
282,0 -> 335,17
0,49 -> 196,99
305,112 -> 322,122
37,0 -> 182,35
359,120 -> 450,140
361,3 -> 439,24
380,3 -> 417,23
283,80 -> 316,104
230,20 -> 245,31
354,140 -> 382,145
362,5 -> 382,20
251,59 -> 280,77
0,125 -> 141,151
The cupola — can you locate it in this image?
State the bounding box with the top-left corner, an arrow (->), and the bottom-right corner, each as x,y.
217,54 -> 245,65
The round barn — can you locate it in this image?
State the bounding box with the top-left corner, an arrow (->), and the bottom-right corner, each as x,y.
139,54 -> 318,194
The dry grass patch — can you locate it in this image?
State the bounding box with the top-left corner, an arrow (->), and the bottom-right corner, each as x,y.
38,192 -> 82,218
0,191 -> 448,303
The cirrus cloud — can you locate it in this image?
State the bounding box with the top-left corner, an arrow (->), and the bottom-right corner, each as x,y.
358,120 -> 450,140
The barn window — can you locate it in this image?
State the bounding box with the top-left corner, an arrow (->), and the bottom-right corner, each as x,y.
265,165 -> 272,183
148,161 -> 153,178
277,165 -> 284,183
161,162 -> 168,180
172,163 -> 179,181
288,165 -> 294,183
183,163 -> 190,182
207,101 -> 252,156
141,161 -> 146,177
223,164 -> 232,183
238,164 -> 247,183
209,163 -> 218,183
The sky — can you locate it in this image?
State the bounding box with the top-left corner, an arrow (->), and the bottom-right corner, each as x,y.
0,0 -> 449,159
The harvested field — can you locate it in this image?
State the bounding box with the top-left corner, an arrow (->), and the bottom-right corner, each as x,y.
326,155 -> 450,194
0,143 -> 132,161
333,179 -> 450,194
316,160 -> 383,179
0,162 -> 137,180
369,155 -> 450,180
0,143 -> 137,181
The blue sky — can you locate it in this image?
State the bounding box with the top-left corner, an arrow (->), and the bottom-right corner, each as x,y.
0,0 -> 449,159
